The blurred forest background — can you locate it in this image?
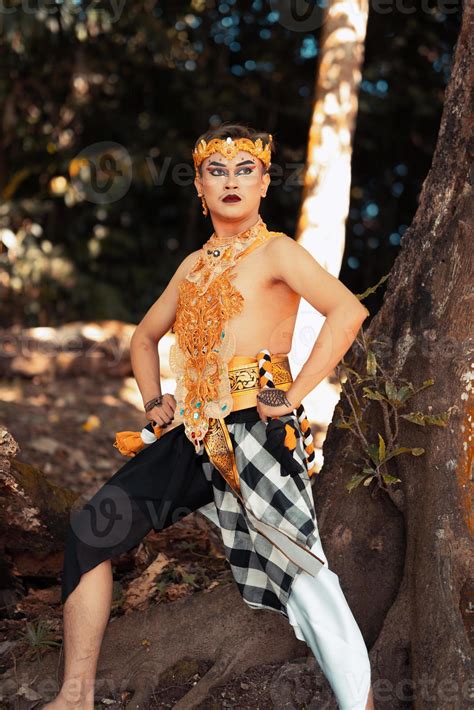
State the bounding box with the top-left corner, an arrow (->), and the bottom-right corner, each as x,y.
0,0 -> 462,328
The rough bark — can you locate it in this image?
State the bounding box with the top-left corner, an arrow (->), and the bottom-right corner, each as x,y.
312,3 -> 473,707
0,428 -> 78,598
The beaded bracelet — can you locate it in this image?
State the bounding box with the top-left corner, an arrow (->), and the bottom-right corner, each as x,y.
256,388 -> 293,408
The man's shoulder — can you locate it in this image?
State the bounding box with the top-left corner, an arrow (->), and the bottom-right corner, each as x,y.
177,248 -> 202,275
182,248 -> 202,263
264,232 -> 309,274
266,231 -> 294,253
268,230 -> 291,241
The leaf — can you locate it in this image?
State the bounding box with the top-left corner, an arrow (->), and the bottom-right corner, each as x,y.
334,421 -> 353,429
378,433 -> 386,462
382,473 -> 402,485
401,411 -> 427,425
363,476 -> 374,486
384,381 -> 398,402
397,385 -> 414,402
181,571 -> 200,588
346,473 -> 367,492
424,412 -> 450,426
362,387 -> 387,402
367,350 -> 377,376
384,446 -> 417,461
400,411 -> 450,427
334,405 -> 355,428
123,553 -> 170,612
82,414 -> 101,431
410,447 -> 425,456
367,442 -> 380,465
342,365 -> 364,382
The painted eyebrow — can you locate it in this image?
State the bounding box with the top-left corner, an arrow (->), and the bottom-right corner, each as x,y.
206,160 -> 256,168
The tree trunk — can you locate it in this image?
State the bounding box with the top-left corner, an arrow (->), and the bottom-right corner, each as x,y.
0,428 -> 78,597
312,3 -> 473,707
290,0 -> 370,431
295,0 -> 369,275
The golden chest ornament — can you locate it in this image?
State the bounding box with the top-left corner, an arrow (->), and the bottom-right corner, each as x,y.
169,217 -> 279,451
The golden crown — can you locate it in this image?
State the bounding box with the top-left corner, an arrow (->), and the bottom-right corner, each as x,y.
192,135 -> 273,177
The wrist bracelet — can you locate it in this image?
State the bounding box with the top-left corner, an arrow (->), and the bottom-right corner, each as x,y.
144,395 -> 163,412
256,388 -> 294,409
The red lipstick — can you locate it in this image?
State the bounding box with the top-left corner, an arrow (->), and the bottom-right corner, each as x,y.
223,194 -> 241,203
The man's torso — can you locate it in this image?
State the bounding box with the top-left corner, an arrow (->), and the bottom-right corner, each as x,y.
182,235 -> 300,356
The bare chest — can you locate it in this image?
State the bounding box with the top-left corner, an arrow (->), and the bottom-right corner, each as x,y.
225,245 -> 301,355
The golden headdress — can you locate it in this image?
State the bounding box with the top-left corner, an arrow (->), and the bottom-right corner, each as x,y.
192,135 -> 273,178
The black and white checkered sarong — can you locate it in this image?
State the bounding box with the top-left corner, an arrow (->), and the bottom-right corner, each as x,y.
198,411 -> 321,618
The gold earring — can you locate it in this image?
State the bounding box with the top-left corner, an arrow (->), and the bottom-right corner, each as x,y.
198,193 -> 208,217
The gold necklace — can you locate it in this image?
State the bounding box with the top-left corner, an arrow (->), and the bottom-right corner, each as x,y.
190,217 -> 267,293
205,216 -> 264,250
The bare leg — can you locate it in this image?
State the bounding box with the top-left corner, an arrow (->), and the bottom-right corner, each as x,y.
43,559 -> 113,709
43,423 -> 215,708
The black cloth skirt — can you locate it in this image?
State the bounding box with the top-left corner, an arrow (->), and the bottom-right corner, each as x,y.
60,407 -> 261,605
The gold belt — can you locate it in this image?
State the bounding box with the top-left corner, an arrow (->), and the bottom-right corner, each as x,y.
228,353 -> 293,411
203,353 -> 293,495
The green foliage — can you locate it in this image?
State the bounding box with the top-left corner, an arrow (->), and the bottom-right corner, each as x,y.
19,619 -> 62,663
336,283 -> 452,496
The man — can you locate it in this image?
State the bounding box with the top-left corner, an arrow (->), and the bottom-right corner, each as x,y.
46,125 -> 374,709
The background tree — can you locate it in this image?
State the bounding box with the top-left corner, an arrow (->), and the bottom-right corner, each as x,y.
290,0 -> 369,432
296,0 -> 370,276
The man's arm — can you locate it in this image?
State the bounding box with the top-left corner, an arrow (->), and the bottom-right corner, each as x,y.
130,250 -> 201,409
267,235 -> 369,406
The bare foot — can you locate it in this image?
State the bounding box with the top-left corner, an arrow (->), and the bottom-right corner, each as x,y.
365,685 -> 375,709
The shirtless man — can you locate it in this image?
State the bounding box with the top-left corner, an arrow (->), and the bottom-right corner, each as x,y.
45,126 -> 374,709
